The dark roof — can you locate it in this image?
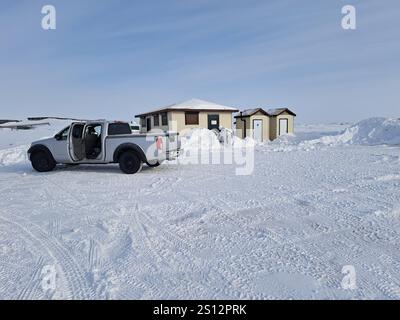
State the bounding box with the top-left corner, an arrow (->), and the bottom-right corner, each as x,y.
267,108 -> 296,117
0,119 -> 20,125
234,108 -> 270,118
27,116 -> 85,121
235,107 -> 296,118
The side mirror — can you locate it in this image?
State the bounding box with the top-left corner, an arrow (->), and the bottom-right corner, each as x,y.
55,133 -> 62,140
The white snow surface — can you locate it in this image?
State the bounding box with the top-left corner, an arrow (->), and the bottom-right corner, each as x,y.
141,99 -> 238,115
166,98 -> 238,111
0,118 -> 400,299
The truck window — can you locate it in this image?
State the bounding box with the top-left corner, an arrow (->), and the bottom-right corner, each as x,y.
108,123 -> 132,135
57,126 -> 70,140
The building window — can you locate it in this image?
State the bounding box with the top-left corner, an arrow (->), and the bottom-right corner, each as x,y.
161,113 -> 168,126
153,114 -> 160,126
141,117 -> 146,127
185,112 -> 199,125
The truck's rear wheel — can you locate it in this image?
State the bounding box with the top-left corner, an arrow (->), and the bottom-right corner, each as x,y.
31,151 -> 56,172
119,151 -> 143,174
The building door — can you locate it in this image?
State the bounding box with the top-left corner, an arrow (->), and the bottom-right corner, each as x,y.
146,117 -> 151,132
279,118 -> 288,136
208,114 -> 220,131
253,119 -> 263,142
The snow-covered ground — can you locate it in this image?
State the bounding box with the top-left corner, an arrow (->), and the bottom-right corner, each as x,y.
0,119 -> 400,299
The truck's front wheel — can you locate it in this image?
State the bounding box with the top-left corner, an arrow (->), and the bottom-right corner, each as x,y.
119,151 -> 143,174
31,151 -> 56,172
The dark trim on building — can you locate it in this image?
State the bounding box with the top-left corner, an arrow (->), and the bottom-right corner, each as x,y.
136,108 -> 239,118
234,108 -> 270,118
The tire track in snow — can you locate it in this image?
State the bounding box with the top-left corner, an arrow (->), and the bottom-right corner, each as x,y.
139,173 -> 269,298
128,211 -> 173,297
0,213 -> 94,299
213,197 -> 351,293
116,200 -> 209,298
109,198 -> 253,298
88,239 -> 102,270
163,188 -> 289,297
17,256 -> 45,300
103,219 -> 166,299
136,208 -> 255,299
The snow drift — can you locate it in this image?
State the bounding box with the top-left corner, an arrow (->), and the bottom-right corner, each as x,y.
180,128 -> 222,152
0,145 -> 28,166
180,128 -> 256,153
305,118 -> 400,147
341,117 -> 400,145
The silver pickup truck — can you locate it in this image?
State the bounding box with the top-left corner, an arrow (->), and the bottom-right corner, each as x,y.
28,121 -> 180,174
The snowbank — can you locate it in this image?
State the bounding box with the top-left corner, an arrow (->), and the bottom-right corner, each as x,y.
220,127 -> 257,148
180,128 -> 222,152
0,145 -> 28,166
180,128 -> 256,153
256,117 -> 400,153
307,118 -> 400,146
342,117 -> 400,145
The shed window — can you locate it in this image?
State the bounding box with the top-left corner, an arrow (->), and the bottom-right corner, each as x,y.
141,117 -> 146,127
185,112 -> 199,125
161,113 -> 168,126
153,114 -> 160,126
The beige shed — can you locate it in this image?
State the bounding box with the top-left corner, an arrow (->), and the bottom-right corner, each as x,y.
235,107 -> 296,141
234,108 -> 270,142
135,99 -> 238,134
268,108 -> 296,140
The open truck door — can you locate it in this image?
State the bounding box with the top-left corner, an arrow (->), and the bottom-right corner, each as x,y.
69,123 -> 85,161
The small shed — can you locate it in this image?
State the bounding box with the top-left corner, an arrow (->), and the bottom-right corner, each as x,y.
268,108 -> 296,140
234,108 -> 270,142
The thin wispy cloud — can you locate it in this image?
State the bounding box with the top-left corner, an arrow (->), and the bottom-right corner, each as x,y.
0,0 -> 399,122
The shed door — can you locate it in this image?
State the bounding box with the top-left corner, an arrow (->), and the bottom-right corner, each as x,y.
279,118 -> 288,136
208,114 -> 220,131
253,119 -> 263,142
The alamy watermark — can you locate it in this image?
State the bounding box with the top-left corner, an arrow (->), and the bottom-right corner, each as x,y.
41,265 -> 57,293
41,5 -> 56,30
145,124 -> 256,176
42,5 -> 357,31
341,265 -> 357,290
342,5 -> 357,30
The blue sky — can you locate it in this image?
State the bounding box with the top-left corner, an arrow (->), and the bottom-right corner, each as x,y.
0,0 -> 399,123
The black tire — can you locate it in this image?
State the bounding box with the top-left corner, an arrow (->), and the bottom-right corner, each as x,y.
119,151 -> 143,174
146,161 -> 162,168
31,151 -> 56,172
